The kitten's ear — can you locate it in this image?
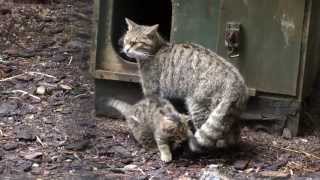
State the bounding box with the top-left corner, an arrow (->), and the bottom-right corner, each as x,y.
160,115 -> 177,130
159,108 -> 165,115
125,18 -> 137,30
144,24 -> 159,35
159,106 -> 173,116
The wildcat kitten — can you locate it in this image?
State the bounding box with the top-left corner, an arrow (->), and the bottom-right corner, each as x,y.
104,96 -> 192,162
122,18 -> 248,152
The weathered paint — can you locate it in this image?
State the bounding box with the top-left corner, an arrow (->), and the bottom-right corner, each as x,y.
280,14 -> 296,48
217,0 -> 305,96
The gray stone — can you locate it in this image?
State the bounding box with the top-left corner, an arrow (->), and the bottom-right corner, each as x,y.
108,145 -> 132,158
200,165 -> 233,180
16,128 -> 36,141
36,86 -> 46,95
0,102 -> 18,117
3,143 -> 18,151
233,160 -> 249,170
282,128 -> 292,139
16,160 -> 33,172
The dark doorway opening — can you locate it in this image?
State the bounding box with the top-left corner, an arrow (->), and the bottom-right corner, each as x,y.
111,0 -> 172,63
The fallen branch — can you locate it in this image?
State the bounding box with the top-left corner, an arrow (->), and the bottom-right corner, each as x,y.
36,136 -> 46,147
273,145 -> 320,160
11,89 -> 41,101
0,71 -> 57,82
0,59 -> 9,64
27,71 -> 57,79
68,56 -> 73,65
0,73 -> 25,82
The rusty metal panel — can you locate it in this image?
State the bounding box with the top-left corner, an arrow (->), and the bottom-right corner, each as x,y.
217,0 -> 306,96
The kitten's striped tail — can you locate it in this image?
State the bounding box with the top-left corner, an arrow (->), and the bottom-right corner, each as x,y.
103,98 -> 132,118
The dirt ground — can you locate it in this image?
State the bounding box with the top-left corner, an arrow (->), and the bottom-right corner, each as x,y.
0,1 -> 320,179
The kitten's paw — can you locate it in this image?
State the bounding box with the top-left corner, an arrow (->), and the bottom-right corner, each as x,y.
216,139 -> 227,148
160,153 -> 172,163
188,137 -> 202,153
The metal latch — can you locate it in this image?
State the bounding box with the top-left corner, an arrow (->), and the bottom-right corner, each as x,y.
225,22 -> 241,58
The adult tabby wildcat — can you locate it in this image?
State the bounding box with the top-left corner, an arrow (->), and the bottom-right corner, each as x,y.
122,18 -> 248,152
105,96 -> 192,162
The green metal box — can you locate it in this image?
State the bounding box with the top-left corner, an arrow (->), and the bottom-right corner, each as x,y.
91,0 -> 320,136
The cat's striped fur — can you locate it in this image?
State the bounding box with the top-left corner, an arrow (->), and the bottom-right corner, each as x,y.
104,96 -> 192,162
122,18 -> 248,152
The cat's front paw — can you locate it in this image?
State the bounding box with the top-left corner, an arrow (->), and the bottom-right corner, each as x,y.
160,153 -> 172,163
188,136 -> 202,153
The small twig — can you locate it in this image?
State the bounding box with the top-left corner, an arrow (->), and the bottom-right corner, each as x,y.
0,71 -> 57,82
68,56 -> 73,65
73,153 -> 81,161
8,97 -> 23,101
137,168 -> 146,175
273,145 -> 320,160
0,73 -> 25,82
11,89 -> 41,101
27,71 -> 57,79
73,93 -> 88,99
36,136 -> 46,147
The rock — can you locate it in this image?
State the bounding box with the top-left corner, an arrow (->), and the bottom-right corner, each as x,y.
22,151 -> 43,160
16,128 -> 36,141
36,86 -> 46,95
265,161 -> 287,171
0,102 -> 18,117
32,163 -> 40,168
16,75 -> 34,82
65,174 -> 140,180
31,163 -> 42,175
52,54 -> 67,62
76,31 -> 91,40
0,8 -> 11,15
123,164 -> 138,171
4,48 -> 35,58
282,128 -> 292,139
16,160 -> 33,172
65,140 -> 90,151
233,160 -> 249,170
65,40 -> 85,51
200,164 -> 233,180
3,143 -> 18,151
59,84 -> 72,90
149,168 -> 168,180
177,176 -> 193,180
0,164 -> 4,174
0,149 -> 4,160
47,26 -> 64,34
108,145 -> 132,158
31,167 -> 41,175
259,170 -> 289,178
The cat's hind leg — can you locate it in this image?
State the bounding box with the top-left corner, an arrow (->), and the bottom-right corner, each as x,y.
185,97 -> 211,153
185,97 -> 210,129
193,98 -> 235,149
216,117 -> 240,148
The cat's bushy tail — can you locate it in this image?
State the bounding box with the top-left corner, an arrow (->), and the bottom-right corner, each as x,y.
103,98 -> 132,118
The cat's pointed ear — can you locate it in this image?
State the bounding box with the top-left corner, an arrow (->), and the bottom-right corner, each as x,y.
125,18 -> 137,30
144,24 -> 159,35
